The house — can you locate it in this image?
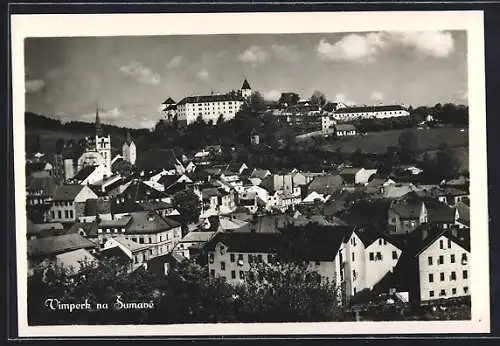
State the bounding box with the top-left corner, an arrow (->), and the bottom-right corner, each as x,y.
431,187 -> 469,207
102,236 -> 154,272
97,211 -> 182,258
383,183 -> 417,199
67,220 -> 99,244
55,248 -> 97,275
340,168 -> 377,185
334,124 -> 357,137
302,191 -> 330,204
321,115 -> 337,133
147,252 -> 186,277
113,179 -> 169,213
173,231 -> 217,259
27,233 -> 97,276
306,175 -> 344,197
122,132 -> 137,165
27,221 -> 65,240
161,97 -> 177,121
48,184 -> 99,223
206,232 -> 283,285
26,174 -> 57,207
388,198 -> 428,235
413,226 -> 471,305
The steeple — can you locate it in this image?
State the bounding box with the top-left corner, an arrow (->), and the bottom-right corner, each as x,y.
125,131 -> 133,145
241,78 -> 251,90
95,103 -> 103,137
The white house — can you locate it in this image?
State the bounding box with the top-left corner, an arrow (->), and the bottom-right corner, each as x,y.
332,104 -> 410,122
122,132 -> 137,165
416,229 -> 470,304
48,185 -> 99,223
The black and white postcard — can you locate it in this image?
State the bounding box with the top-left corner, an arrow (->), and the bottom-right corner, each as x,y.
12,11 -> 490,337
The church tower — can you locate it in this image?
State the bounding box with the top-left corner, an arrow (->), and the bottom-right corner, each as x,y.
95,105 -> 112,170
122,131 -> 136,165
241,79 -> 252,99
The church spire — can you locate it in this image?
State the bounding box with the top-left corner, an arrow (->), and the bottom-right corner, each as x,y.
95,103 -> 103,137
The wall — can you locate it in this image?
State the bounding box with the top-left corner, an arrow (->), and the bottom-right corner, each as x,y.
418,235 -> 470,303
49,201 -> 76,222
364,239 -> 402,289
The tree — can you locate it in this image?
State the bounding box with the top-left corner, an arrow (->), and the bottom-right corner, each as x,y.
248,91 -> 267,113
234,261 -> 342,322
436,144 -> 460,180
172,189 -> 202,225
310,91 -> 327,110
278,92 -> 300,107
397,130 -> 418,163
56,138 -> 65,154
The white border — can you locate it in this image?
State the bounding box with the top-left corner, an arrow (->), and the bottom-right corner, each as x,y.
12,11 -> 489,337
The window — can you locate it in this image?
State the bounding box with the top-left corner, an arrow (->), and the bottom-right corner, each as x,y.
210,269 -> 215,278
429,290 -> 435,297
353,287 -> 357,295
440,272 -> 445,281
463,270 -> 468,279
58,210 -> 62,219
376,252 -> 382,260
378,239 -> 382,246
439,240 -> 444,249
392,251 -> 398,260
231,270 -> 236,279
383,239 -> 387,245
428,256 -> 433,265
51,211 -> 55,219
369,252 -> 374,261
209,253 -> 214,264
230,254 -> 235,262
429,273 -> 434,282
440,289 -> 446,297
462,253 -> 468,263
238,254 -> 243,262
352,253 -> 355,262
64,210 -> 69,218
220,261 -> 226,271
448,239 -> 452,249
438,255 -> 444,265
134,255 -> 138,264
451,271 -> 457,281
353,270 -> 357,281
139,238 -> 144,244
464,286 -> 469,294
451,254 -> 455,263
452,288 -> 457,295
257,254 -> 263,263
248,254 -> 253,263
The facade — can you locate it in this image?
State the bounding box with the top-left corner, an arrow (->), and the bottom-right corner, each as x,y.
48,185 -> 98,223
388,200 -> 428,235
174,80 -> 251,125
416,231 -> 470,304
334,124 -> 357,137
122,132 -> 137,165
331,104 -> 410,122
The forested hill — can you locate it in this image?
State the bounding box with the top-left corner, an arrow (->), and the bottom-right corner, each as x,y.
25,112 -> 151,138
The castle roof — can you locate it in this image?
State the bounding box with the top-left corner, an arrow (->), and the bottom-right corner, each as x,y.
241,79 -> 251,90
177,93 -> 244,105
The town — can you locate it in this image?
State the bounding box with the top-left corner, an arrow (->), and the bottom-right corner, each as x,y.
25,79 -> 471,324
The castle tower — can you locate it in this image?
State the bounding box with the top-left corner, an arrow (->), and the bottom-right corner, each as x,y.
95,105 -> 112,170
241,79 -> 252,99
122,131 -> 137,165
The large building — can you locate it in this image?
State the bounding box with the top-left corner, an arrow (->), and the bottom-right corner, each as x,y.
166,79 -> 252,125
330,104 -> 410,122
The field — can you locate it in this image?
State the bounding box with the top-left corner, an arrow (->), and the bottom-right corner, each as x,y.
321,127 -> 469,172
320,127 -> 469,155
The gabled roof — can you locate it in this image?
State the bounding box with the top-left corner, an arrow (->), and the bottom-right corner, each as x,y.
390,200 -> 423,219
119,180 -> 168,202
99,216 -> 133,228
52,184 -> 85,201
26,175 -> 57,196
72,165 -> 97,182
28,233 -> 96,257
307,175 -> 344,195
179,231 -> 216,243
126,211 -> 181,234
67,221 -> 99,237
162,97 -> 176,105
112,236 -> 151,252
414,226 -> 470,256
135,149 -> 180,170
241,79 -> 251,90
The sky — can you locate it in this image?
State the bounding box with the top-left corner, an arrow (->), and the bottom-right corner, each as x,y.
25,31 -> 467,129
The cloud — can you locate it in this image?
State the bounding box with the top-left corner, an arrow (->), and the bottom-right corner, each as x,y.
238,45 -> 268,66
389,31 -> 454,58
270,44 -> 301,62
317,33 -> 385,62
318,31 -> 454,62
262,89 -> 281,101
166,56 -> 183,68
196,69 -> 209,81
120,61 -> 160,85
334,93 -> 355,106
25,79 -> 46,94
370,91 -> 384,103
